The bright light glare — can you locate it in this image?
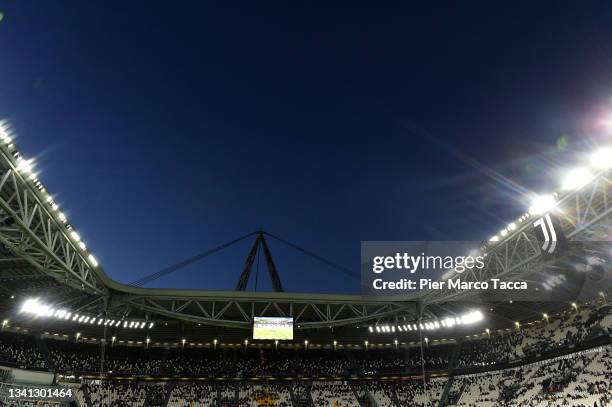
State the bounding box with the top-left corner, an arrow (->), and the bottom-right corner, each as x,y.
590,147 -> 612,170
561,167 -> 593,191
461,310 -> 484,324
0,121 -> 12,144
88,254 -> 98,267
20,298 -> 52,317
16,158 -> 33,174
529,194 -> 557,215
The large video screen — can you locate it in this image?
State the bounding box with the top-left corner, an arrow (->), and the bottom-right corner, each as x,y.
253,317 -> 294,340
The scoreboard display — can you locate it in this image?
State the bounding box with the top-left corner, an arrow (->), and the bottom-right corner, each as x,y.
253,317 -> 294,340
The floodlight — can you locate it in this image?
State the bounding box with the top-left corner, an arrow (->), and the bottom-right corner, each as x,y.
0,122 -> 12,143
20,298 -> 50,316
87,254 -> 98,267
590,147 -> 612,170
529,194 -> 556,215
461,310 -> 483,324
561,167 -> 593,191
16,158 -> 33,174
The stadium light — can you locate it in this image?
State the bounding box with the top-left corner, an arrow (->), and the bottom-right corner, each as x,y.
590,147 -> 612,170
16,157 -> 33,174
87,254 -> 98,267
529,194 -> 557,215
0,120 -> 12,144
561,167 -> 593,191
20,298 -> 50,316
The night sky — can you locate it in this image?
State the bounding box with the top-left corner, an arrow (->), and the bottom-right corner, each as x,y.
1,2 -> 612,293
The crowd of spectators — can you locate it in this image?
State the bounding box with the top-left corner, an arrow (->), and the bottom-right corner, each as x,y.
456,302 -> 611,369
167,383 -> 215,407
0,300 -> 608,407
451,345 -> 612,407
0,332 -> 45,370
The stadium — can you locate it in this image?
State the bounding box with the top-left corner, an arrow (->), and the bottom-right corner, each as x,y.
0,116 -> 609,405
1,3 -> 612,407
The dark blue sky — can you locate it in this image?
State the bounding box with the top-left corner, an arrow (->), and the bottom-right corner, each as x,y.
1,2 -> 612,293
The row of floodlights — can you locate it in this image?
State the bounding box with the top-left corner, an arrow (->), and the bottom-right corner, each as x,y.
20,299 -> 153,329
488,146 -> 612,243
369,310 -> 484,333
0,120 -> 98,268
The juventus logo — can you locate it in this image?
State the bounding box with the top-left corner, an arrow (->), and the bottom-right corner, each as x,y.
533,213 -> 557,254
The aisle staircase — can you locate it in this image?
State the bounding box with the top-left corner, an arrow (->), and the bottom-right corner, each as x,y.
438,340 -> 462,407
35,336 -> 54,371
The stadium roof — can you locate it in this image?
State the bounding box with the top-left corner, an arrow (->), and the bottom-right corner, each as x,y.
0,120 -> 610,344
